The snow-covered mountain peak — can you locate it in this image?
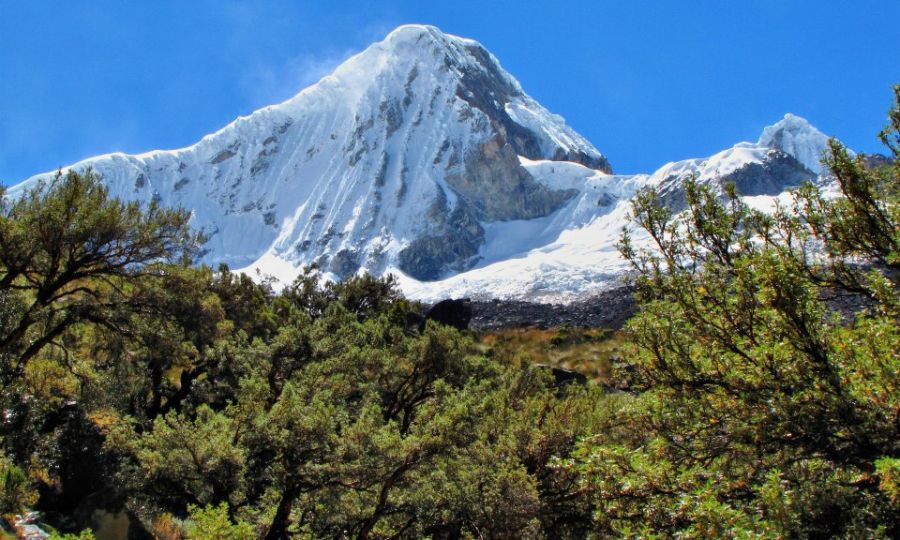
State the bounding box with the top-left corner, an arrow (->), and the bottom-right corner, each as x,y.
9,25 -> 850,303
383,24 -> 478,50
11,24 -> 612,285
758,113 -> 831,173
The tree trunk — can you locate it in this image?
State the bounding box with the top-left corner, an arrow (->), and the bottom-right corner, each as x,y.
265,482 -> 299,540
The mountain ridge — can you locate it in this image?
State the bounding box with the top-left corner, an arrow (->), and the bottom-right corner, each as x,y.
8,25 -> 842,302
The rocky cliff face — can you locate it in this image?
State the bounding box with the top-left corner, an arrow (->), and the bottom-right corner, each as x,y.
396,113 -> 846,302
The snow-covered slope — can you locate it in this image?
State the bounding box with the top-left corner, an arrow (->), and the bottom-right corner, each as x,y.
396,164 -> 651,302
394,116 -> 837,302
8,25 -> 842,302
10,25 -> 608,283
758,113 -> 831,174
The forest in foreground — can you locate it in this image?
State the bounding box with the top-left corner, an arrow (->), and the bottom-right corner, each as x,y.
0,88 -> 897,539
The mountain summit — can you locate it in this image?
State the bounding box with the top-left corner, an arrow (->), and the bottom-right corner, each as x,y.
12,24 -> 610,283
10,25 -> 841,301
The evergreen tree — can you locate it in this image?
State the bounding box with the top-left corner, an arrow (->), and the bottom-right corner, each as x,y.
0,169 -> 199,384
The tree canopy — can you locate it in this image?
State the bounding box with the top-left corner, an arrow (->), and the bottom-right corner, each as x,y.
0,86 -> 896,538
576,85 -> 900,538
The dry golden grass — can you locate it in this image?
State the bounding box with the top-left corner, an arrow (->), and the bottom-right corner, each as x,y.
475,326 -> 629,383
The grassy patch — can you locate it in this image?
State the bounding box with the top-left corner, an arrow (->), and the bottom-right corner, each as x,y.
475,326 -> 629,383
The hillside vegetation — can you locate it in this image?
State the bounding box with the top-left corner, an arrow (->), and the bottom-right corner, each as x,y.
476,327 -> 627,384
0,86 -> 896,539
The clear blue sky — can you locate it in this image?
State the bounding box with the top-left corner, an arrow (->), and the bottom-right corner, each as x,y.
1,1 -> 898,184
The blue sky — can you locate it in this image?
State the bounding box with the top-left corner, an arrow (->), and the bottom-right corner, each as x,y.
1,1 -> 898,184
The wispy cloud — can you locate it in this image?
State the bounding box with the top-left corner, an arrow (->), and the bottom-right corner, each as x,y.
355,19 -> 400,46
238,48 -> 358,108
214,1 -> 392,110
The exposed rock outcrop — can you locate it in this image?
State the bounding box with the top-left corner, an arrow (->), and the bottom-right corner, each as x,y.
423,298 -> 473,331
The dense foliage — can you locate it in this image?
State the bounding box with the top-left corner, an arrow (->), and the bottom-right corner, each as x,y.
0,86 -> 896,538
576,86 -> 900,538
0,174 -> 604,538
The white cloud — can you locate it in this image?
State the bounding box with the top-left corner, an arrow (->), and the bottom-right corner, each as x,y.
239,48 -> 357,108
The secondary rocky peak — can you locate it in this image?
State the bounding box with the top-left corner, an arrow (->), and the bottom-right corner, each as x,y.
758,113 -> 830,173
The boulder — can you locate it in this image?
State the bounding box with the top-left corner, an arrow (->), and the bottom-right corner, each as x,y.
423,298 -> 473,331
